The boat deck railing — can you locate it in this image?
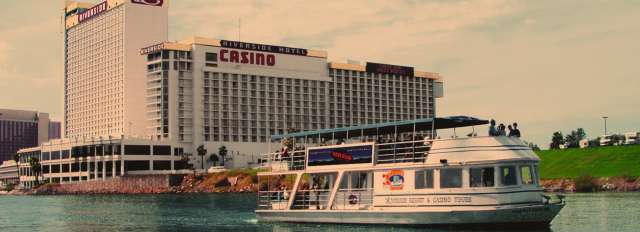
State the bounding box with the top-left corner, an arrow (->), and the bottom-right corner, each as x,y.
257,190 -> 292,210
332,188 -> 374,210
261,150 -> 306,172
291,189 -> 332,210
376,140 -> 431,164
261,139 -> 432,172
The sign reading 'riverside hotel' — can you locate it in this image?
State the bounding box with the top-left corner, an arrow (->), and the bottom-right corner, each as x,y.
220,40 -> 308,56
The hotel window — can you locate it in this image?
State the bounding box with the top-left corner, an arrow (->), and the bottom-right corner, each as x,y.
470,167 -> 495,187
415,169 -> 434,189
205,52 -> 217,62
500,166 -> 518,186
520,165 -> 535,185
440,168 -> 462,188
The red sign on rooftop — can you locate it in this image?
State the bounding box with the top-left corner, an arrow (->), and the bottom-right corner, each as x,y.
131,0 -> 164,6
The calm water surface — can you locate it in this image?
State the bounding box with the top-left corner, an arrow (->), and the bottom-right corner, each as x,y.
0,192 -> 638,232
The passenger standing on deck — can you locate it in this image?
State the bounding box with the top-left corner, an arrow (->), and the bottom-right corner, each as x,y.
512,123 -> 521,138
508,125 -> 514,136
489,119 -> 498,136
498,123 -> 507,136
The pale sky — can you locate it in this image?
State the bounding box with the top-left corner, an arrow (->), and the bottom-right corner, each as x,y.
0,0 -> 638,148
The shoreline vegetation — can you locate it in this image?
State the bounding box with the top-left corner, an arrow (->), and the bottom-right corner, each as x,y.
2,145 -> 639,195
538,144 -> 640,193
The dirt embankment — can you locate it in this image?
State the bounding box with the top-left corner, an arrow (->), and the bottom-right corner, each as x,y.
541,176 -> 640,193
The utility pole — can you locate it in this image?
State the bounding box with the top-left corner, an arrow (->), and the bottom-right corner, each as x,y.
602,116 -> 608,136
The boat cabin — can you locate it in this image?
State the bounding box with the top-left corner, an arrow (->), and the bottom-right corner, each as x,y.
257,116 -> 542,211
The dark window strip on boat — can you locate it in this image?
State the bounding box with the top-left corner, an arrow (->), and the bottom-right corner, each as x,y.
428,148 -> 532,155
430,145 -> 530,151
373,201 -> 544,208
375,189 -> 544,197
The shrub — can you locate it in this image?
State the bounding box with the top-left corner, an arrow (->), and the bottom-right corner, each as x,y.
574,174 -> 598,192
4,184 -> 14,192
620,173 -> 638,183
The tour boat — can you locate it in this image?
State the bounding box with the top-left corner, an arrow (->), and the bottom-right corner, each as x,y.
256,116 -> 564,227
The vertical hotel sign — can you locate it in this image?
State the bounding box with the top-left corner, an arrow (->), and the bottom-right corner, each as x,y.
77,1 -> 108,23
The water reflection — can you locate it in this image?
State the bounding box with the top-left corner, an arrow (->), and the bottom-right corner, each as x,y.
0,193 -> 638,232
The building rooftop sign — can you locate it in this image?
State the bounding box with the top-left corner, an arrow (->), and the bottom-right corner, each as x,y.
77,1 -> 108,24
140,43 -> 165,55
366,62 -> 414,77
131,0 -> 164,6
220,40 -> 308,56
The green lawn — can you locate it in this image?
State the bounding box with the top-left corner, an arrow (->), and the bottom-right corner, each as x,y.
536,144 -> 640,179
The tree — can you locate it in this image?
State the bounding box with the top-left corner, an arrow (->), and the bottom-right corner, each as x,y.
550,132 -> 564,149
209,153 -> 219,166
218,146 -> 228,167
28,157 -> 42,185
576,128 -> 586,141
565,128 -> 587,148
196,145 -> 207,170
13,153 -> 20,168
524,141 -> 541,151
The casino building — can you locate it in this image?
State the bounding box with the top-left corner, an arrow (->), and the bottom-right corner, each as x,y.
16,0 -> 444,188
142,38 -> 443,168
63,0 -> 168,139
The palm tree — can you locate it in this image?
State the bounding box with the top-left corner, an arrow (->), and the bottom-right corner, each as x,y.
218,146 -> 228,167
209,153 -> 219,166
13,154 -> 20,182
196,145 -> 207,170
28,157 -> 42,186
13,153 -> 20,167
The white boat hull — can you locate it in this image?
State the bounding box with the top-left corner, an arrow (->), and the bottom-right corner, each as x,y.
256,203 -> 564,227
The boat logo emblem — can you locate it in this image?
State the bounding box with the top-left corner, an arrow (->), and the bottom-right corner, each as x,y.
348,194 -> 359,205
383,170 -> 404,190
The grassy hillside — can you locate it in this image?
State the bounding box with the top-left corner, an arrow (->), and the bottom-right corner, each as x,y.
536,144 -> 640,179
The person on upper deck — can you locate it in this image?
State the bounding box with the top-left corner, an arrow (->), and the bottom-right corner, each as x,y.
512,123 -> 521,138
507,125 -> 514,136
489,119 -> 498,136
498,123 -> 507,136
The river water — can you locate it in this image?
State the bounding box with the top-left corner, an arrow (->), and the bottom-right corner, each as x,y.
0,192 -> 638,232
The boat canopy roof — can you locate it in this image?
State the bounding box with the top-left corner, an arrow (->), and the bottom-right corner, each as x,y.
271,116 -> 488,141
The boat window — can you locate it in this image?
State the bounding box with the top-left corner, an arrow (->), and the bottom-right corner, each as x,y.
339,171 -> 373,190
500,166 -> 518,186
470,167 -> 495,187
520,165 -> 534,185
440,168 -> 462,188
415,169 -> 434,189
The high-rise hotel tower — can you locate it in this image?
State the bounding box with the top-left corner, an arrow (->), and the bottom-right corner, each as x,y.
63,0 -> 168,139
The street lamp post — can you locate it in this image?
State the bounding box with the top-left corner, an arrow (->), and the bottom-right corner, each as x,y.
602,116 -> 608,136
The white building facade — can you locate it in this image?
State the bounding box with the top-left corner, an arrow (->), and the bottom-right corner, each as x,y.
63,0 -> 168,139
142,38 -> 444,168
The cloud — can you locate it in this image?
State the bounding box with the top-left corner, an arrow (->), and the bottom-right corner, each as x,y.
169,0 -> 519,63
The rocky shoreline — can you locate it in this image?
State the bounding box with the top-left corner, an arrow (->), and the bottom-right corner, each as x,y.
2,171 -> 259,195
541,176 -> 640,193
3,173 -> 640,195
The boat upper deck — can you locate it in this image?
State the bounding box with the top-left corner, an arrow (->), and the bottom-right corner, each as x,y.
259,116 -> 536,175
